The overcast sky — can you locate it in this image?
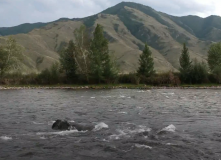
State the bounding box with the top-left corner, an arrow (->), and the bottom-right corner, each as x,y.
0,0 -> 220,27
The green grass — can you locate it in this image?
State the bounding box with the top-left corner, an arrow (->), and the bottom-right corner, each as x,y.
180,83 -> 221,87
2,83 -> 151,88
1,83 -> 221,89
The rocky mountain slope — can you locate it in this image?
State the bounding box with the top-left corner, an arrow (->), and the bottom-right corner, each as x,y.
1,2 -> 220,73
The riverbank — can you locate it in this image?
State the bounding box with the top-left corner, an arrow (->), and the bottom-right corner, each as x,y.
1,84 -> 221,90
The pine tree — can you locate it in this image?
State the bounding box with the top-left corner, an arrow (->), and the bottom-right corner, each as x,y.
59,40 -> 78,81
90,24 -> 117,83
103,56 -> 118,83
179,43 -> 192,83
137,44 -> 155,77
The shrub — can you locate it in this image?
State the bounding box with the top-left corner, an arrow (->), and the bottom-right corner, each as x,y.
37,63 -> 61,85
118,73 -> 140,84
20,73 -> 38,85
189,60 -> 208,84
212,66 -> 221,83
37,69 -> 51,84
145,72 -> 180,86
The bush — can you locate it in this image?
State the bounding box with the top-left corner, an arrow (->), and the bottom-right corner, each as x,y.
0,72 -> 39,85
208,74 -> 217,84
212,66 -> 221,83
189,60 -> 208,84
20,73 -> 38,84
37,63 -> 61,85
208,42 -> 221,72
143,72 -> 180,86
118,73 -> 140,84
37,69 -> 51,84
118,72 -> 181,86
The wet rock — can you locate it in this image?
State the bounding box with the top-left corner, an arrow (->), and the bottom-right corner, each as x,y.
52,120 -> 94,131
52,120 -> 71,131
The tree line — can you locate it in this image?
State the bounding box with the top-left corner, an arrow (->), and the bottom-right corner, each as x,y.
59,24 -> 117,84
1,24 -> 221,85
178,42 -> 221,84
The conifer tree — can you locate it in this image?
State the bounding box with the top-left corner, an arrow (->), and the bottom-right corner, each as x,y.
59,40 -> 77,80
102,55 -> 118,83
90,24 -> 117,83
179,43 -> 192,83
137,44 -> 155,77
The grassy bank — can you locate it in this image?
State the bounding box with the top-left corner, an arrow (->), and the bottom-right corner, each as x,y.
1,84 -> 221,90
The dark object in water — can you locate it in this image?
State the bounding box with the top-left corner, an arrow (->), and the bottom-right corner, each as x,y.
52,120 -> 71,131
52,120 -> 94,131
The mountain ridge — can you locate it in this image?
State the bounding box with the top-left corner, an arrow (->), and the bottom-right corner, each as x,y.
1,1 -> 221,42
0,2 -> 220,73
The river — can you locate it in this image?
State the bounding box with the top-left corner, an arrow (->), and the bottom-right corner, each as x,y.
0,89 -> 221,160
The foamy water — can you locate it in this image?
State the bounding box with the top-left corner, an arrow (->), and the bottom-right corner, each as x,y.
32,121 -> 44,125
0,136 -> 12,141
135,144 -> 152,149
36,129 -> 80,136
160,124 -> 176,133
93,122 -> 109,131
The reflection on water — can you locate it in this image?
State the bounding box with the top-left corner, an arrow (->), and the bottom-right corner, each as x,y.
0,89 -> 221,159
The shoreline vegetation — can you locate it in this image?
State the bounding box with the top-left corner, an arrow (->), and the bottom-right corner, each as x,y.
1,84 -> 221,90
1,25 -> 221,87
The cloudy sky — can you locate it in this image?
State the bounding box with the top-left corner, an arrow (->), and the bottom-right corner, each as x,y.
0,0 -> 220,27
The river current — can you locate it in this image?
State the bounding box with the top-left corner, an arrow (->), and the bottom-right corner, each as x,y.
0,89 -> 221,160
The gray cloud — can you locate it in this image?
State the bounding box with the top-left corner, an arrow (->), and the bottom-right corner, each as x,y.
0,0 -> 220,27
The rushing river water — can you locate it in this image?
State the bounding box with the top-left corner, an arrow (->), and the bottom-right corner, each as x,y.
0,89 -> 221,160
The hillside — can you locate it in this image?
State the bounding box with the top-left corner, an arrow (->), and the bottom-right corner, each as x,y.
0,2 -> 219,73
0,18 -> 72,36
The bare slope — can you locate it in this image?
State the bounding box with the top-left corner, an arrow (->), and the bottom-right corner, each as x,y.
0,21 -> 83,73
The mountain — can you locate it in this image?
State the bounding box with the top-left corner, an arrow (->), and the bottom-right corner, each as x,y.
0,18 -> 72,36
0,2 -> 219,73
0,23 -> 48,36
